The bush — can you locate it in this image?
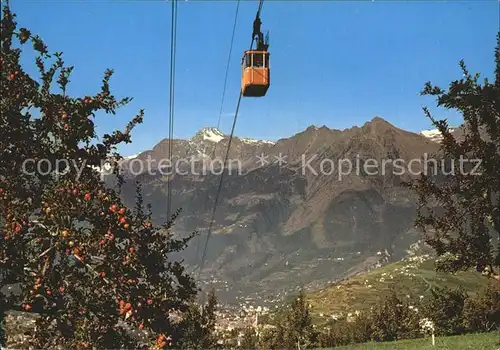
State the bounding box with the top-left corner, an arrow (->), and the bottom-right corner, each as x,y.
464,282 -> 500,332
421,286 -> 468,336
317,316 -> 372,347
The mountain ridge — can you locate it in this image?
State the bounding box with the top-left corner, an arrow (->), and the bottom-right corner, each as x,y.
120,117 -> 446,160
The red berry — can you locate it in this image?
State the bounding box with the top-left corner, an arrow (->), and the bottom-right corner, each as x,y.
84,193 -> 91,200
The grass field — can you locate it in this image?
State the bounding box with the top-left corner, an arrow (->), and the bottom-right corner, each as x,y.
306,256 -> 489,319
335,332 -> 500,349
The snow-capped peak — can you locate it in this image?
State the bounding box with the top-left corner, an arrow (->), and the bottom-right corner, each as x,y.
240,137 -> 275,145
420,129 -> 443,141
192,127 -> 275,145
195,127 -> 225,143
123,154 -> 139,160
419,128 -> 454,142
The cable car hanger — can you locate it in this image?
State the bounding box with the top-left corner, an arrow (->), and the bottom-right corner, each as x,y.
252,8 -> 269,52
241,0 -> 270,97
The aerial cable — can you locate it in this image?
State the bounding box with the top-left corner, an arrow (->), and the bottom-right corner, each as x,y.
216,0 -> 241,131
194,0 -> 241,264
196,91 -> 243,280
196,1 -> 265,279
257,0 -> 264,17
166,0 -> 178,222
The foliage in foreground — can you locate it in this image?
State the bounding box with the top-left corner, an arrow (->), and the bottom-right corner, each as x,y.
0,5 -> 216,349
404,32 -> 500,280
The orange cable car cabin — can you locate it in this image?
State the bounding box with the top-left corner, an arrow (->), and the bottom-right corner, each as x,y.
241,50 -> 270,97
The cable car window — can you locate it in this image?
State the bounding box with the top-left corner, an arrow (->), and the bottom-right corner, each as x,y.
253,53 -> 263,67
245,53 -> 252,68
265,53 -> 269,68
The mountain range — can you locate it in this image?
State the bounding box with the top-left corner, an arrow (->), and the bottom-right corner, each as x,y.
106,117 -> 449,304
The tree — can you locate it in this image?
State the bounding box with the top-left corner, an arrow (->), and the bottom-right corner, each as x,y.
405,32 -> 500,280
369,291 -> 420,342
175,288 -> 218,349
278,290 -> 316,349
239,327 -> 258,349
0,5 -> 208,348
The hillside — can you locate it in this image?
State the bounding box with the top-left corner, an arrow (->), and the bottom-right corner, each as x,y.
306,253 -> 489,320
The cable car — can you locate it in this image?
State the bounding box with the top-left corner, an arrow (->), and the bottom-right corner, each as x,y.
242,12 -> 270,98
241,50 -> 270,97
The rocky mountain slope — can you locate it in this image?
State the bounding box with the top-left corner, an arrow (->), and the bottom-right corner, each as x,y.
108,117 -> 443,304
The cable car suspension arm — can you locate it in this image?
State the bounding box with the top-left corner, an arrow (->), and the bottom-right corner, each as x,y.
252,0 -> 268,51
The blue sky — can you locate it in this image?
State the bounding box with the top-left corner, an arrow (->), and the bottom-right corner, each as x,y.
11,0 -> 499,156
